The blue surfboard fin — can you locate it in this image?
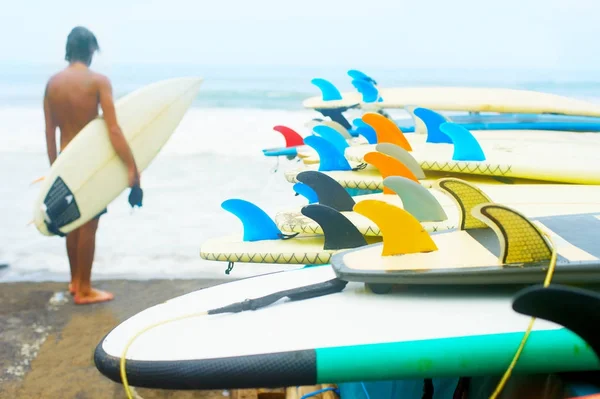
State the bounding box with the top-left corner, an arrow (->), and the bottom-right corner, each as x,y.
413,107 -> 452,144
293,182 -> 318,204
351,79 -> 382,103
303,135 -> 352,171
313,125 -> 349,153
347,69 -> 378,86
356,125 -> 378,144
439,123 -> 486,161
311,78 -> 343,101
221,199 -> 283,242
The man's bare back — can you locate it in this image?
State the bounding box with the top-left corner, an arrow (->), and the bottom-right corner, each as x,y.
45,64 -> 105,151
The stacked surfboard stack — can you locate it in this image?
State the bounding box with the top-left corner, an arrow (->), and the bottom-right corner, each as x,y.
94,72 -> 600,398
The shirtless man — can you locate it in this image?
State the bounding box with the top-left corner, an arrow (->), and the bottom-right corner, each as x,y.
44,26 -> 140,305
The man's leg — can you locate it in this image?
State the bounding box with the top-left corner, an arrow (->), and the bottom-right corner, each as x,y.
73,214 -> 114,305
66,229 -> 80,295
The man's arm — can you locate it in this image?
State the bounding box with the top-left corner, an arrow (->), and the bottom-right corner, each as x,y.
97,74 -> 140,187
43,84 -> 58,166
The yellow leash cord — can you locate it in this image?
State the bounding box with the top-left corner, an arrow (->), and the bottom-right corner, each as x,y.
489,230 -> 558,399
120,310 -> 208,399
118,233 -> 559,399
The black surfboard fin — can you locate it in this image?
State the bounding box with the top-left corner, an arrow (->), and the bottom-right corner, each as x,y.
300,204 -> 367,250
296,171 -> 356,212
513,284 -> 600,359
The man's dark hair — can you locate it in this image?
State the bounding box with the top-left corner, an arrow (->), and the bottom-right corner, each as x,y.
65,26 -> 100,65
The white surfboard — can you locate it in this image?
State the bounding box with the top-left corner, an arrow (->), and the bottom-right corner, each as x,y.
32,77 -> 203,236
93,265 -> 599,391
303,86 -> 600,117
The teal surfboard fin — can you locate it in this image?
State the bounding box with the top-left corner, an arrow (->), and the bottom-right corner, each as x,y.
351,79 -> 382,103
297,171 -> 356,212
311,78 -> 342,101
347,69 -> 377,85
439,123 -> 486,161
293,182 -> 318,204
303,135 -> 352,171
383,176 -> 448,221
413,107 -> 452,144
353,119 -> 378,144
301,204 -> 367,250
313,125 -> 349,153
221,199 -> 296,242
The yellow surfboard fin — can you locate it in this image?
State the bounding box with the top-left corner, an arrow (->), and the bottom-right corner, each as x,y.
433,177 -> 493,230
472,203 -> 553,265
353,199 -> 438,256
363,152 -> 419,194
361,112 -> 412,151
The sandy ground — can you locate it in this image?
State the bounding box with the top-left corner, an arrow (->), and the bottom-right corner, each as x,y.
0,278 -> 255,399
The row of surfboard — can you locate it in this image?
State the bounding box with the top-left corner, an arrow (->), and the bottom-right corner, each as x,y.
85,76 -> 600,397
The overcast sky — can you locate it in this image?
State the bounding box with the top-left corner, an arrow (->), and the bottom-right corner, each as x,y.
1,0 -> 599,71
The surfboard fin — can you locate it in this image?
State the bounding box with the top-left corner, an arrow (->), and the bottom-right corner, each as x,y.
292,183 -> 318,204
404,106 -> 429,135
303,135 -> 352,172
436,178 -> 552,264
221,199 -> 295,242
296,171 -> 356,212
273,125 -> 304,148
439,123 -> 486,162
434,178 -> 493,230
362,113 -> 412,150
412,107 -> 452,144
353,119 -> 378,144
300,204 -> 367,250
363,152 -> 419,194
351,79 -> 381,103
383,176 -> 448,222
472,203 -> 553,265
311,78 -> 343,101
312,125 -> 349,153
347,69 -> 378,86
353,200 -> 438,256
375,143 -> 426,179
512,284 -> 600,359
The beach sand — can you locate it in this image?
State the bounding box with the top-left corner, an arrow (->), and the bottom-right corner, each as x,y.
0,278 -> 257,398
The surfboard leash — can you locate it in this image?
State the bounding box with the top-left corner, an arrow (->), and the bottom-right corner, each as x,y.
119,277 -> 348,398
488,229 -> 558,399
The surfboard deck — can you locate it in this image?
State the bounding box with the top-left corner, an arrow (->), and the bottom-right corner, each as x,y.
331,178 -> 600,286
93,265 -> 600,390
303,86 -> 600,117
32,77 -> 203,236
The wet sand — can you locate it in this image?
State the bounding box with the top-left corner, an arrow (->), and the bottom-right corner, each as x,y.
0,278 -> 264,399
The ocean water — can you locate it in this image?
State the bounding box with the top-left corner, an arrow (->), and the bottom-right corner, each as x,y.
2,63 -> 600,283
